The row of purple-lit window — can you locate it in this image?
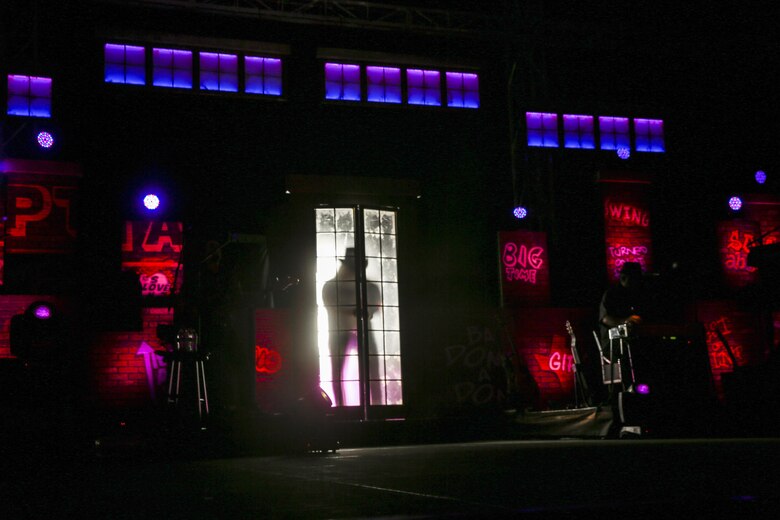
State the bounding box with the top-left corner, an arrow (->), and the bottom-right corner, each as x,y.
6,75 -> 52,117
324,63 -> 479,108
104,44 -> 283,95
526,113 -> 665,152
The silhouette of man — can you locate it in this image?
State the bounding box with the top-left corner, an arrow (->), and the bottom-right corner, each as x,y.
321,248 -> 381,406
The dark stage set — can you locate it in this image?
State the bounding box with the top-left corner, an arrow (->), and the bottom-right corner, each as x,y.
1,0 -> 779,471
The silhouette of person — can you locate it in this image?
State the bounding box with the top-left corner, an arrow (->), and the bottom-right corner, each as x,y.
198,239 -> 250,413
321,248 -> 381,407
598,262 -> 648,359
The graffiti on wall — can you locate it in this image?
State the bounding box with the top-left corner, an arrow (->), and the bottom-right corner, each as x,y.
445,325 -> 510,406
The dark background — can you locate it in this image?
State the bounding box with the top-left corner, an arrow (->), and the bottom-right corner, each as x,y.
1,0 -> 777,309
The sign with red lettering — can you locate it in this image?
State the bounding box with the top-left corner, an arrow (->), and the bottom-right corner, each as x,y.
498,230 -> 550,306
121,220 -> 183,297
717,219 -> 759,290
601,178 -> 654,281
0,159 -> 80,255
695,300 -> 767,400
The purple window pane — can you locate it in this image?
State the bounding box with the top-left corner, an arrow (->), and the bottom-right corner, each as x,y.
29,97 -> 52,118
462,73 -> 479,92
126,45 -> 145,66
7,95 -> 29,116
324,62 -> 342,82
325,80 -> 343,100
105,44 -> 146,84
104,63 -> 125,83
245,56 -> 263,76
199,52 -> 220,90
263,76 -> 282,95
7,75 -> 51,117
563,114 -> 595,149
220,72 -> 238,92
154,48 -> 173,68
407,69 -> 440,106
599,116 -> 630,150
423,70 -> 440,88
173,50 -> 191,69
153,49 -> 191,88
200,52 -> 219,72
29,77 -> 52,97
526,112 -> 558,147
104,44 -> 125,64
324,63 -> 361,101
342,64 -> 360,84
367,66 -> 401,103
634,118 -> 665,152
201,71 -> 219,90
125,65 -> 146,85
265,58 -> 282,77
246,57 -> 282,96
7,75 -> 29,96
219,53 -> 238,92
173,68 -> 192,89
445,72 -> 479,108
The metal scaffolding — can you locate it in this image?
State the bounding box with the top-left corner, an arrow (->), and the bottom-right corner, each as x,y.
88,0 -> 509,38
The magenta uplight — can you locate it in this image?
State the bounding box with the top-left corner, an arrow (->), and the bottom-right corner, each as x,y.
728,196 -> 743,211
36,131 -> 54,149
755,170 -> 767,184
32,303 -> 52,320
143,194 -> 161,211
635,383 -> 650,395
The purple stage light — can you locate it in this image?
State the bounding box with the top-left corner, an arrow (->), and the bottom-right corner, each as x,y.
728,196 -> 743,211
635,383 -> 650,395
617,147 -> 630,160
755,170 -> 766,184
36,131 -> 54,149
143,193 -> 160,211
32,303 -> 52,320
513,206 -> 528,219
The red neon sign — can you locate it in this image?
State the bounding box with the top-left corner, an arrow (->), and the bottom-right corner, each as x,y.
255,345 -> 282,374
601,182 -> 654,281
717,220 -> 759,289
498,230 -> 550,306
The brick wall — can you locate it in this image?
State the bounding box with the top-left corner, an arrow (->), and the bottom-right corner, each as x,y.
601,178 -> 654,281
88,307 -> 173,409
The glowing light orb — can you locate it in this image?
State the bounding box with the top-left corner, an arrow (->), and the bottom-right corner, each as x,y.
32,304 -> 52,320
755,170 -> 767,184
513,206 -> 528,219
36,131 -> 54,149
635,383 -> 650,395
728,196 -> 743,211
616,147 -> 630,160
143,193 -> 160,211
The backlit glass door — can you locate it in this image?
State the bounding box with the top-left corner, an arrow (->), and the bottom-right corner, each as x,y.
315,207 -> 402,409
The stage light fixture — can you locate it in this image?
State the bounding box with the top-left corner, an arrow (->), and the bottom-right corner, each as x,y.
755,170 -> 766,185
32,302 -> 53,320
635,383 -> 650,395
9,301 -> 60,361
616,147 -> 630,160
36,131 -> 55,149
728,196 -> 743,211
143,193 -> 160,211
512,206 -> 528,219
